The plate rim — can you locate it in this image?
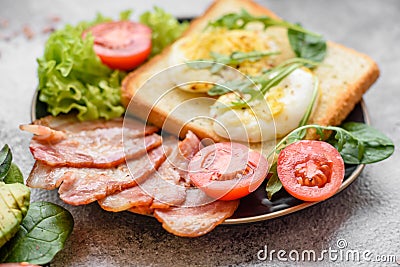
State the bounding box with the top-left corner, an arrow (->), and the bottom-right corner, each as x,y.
31,91 -> 369,225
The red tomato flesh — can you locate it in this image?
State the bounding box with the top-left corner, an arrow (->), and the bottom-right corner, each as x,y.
83,21 -> 152,70
277,140 -> 345,202
188,142 -> 268,201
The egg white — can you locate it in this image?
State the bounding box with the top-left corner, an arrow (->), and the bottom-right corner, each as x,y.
210,68 -> 317,142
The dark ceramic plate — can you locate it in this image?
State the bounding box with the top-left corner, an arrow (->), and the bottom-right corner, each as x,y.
31,90 -> 368,224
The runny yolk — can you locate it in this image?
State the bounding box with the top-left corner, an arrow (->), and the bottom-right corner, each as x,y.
294,159 -> 333,188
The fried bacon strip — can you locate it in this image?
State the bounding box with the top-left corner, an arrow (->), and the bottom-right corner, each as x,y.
29,115 -> 158,133
98,186 -> 153,212
154,200 -> 239,237
27,142 -> 167,205
21,116 -> 160,168
154,188 -> 239,237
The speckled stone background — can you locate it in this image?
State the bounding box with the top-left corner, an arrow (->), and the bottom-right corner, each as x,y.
0,0 -> 399,266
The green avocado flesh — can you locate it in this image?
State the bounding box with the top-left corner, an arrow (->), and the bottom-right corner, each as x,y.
0,182 -> 30,248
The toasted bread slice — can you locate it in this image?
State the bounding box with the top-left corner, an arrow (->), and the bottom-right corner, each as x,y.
121,0 -> 379,149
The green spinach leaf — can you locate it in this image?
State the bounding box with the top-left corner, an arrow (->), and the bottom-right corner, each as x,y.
328,122 -> 395,164
3,163 -> 24,184
0,202 -> 74,265
0,145 -> 12,180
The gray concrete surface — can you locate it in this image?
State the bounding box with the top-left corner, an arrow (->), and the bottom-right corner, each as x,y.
0,0 -> 399,266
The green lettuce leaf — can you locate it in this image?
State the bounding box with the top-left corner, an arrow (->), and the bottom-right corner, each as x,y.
37,14 -> 126,121
38,8 -> 188,121
140,7 -> 189,57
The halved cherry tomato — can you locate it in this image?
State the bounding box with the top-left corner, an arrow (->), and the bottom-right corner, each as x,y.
83,21 -> 152,70
277,140 -> 345,202
188,142 -> 268,201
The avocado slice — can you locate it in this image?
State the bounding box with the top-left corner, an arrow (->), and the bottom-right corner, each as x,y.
0,182 -> 30,248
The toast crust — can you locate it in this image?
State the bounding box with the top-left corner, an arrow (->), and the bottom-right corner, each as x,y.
121,0 -> 379,144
